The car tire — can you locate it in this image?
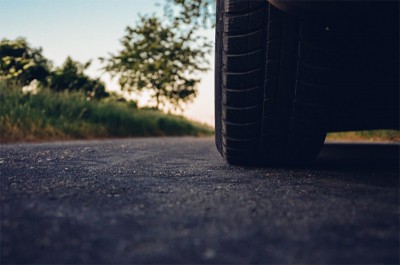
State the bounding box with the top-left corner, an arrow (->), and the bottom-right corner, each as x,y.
215,0 -> 330,166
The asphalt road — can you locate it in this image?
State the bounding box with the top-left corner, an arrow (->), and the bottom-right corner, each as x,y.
1,137 -> 399,264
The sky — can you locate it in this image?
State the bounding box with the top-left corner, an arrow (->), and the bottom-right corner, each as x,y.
0,0 -> 215,126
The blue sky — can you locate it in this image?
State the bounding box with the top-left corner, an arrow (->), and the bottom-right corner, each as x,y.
0,0 -> 215,125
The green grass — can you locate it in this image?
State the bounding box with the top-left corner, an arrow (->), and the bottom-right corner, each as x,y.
327,130 -> 400,142
0,82 -> 213,143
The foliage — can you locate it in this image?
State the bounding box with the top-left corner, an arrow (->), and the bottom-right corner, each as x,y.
102,91 -> 139,109
0,38 -> 110,100
102,15 -> 211,111
165,0 -> 216,27
49,56 -> 109,100
0,81 -> 213,142
0,38 -> 51,85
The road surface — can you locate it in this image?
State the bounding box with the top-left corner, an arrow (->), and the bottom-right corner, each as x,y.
1,137 -> 399,264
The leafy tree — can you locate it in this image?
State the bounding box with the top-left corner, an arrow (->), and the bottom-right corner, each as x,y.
165,0 -> 216,27
102,16 -> 211,111
0,38 -> 51,85
49,57 -> 109,100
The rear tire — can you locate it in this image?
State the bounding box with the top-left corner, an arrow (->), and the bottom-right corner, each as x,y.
215,0 -> 330,166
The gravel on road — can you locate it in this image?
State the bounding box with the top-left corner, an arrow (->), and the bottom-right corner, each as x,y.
1,137 -> 399,264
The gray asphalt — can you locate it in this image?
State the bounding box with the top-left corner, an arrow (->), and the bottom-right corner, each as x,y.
1,137 -> 399,264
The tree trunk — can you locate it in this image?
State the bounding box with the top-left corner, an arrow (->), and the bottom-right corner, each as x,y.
156,92 -> 160,110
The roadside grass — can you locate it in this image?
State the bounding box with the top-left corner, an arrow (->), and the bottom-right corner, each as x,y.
0,82 -> 213,143
327,130 -> 400,142
1,82 -> 397,143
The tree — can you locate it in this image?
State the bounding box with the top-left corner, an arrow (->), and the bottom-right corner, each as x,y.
102,16 -> 211,111
165,0 -> 216,27
49,56 -> 109,100
0,38 -> 51,85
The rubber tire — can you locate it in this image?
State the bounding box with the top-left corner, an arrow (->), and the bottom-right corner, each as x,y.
215,0 -> 329,166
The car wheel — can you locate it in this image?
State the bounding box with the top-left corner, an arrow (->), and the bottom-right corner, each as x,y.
215,0 -> 330,166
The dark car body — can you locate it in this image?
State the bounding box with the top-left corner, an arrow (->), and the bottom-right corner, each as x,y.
268,0 -> 399,132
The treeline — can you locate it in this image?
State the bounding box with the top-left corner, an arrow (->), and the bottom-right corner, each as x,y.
0,0 -> 217,142
0,38 -> 111,100
0,31 -> 212,142
0,1 -> 214,110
